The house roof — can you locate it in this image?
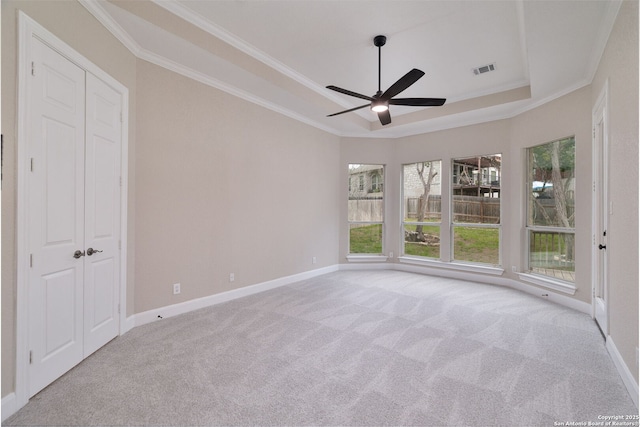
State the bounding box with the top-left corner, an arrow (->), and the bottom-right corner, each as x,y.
89,0 -> 622,138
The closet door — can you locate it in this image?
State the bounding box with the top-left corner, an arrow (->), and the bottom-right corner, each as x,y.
84,73 -> 122,356
28,37 -> 86,396
27,38 -> 122,397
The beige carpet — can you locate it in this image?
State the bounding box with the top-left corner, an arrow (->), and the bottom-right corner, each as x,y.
4,270 -> 637,426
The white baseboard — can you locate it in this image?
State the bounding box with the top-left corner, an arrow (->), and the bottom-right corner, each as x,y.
606,336 -> 639,409
123,315 -> 136,334
505,276 -> 591,314
133,265 -> 339,327
2,392 -> 17,422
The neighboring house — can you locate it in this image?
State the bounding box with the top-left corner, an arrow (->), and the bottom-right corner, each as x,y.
452,155 -> 501,197
348,164 -> 384,199
403,162 -> 442,199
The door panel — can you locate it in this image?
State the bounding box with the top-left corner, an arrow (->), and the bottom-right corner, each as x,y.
43,118 -> 79,244
593,93 -> 608,335
28,37 -> 86,397
42,269 -> 79,358
89,258 -> 116,328
84,73 -> 121,356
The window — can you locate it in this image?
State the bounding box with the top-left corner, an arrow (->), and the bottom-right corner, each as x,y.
451,154 -> 501,265
371,173 -> 383,193
402,161 -> 442,259
348,164 -> 384,254
526,137 -> 575,282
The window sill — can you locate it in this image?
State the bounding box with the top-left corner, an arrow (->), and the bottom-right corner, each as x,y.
346,255 -> 389,263
398,256 -> 504,276
517,272 -> 576,295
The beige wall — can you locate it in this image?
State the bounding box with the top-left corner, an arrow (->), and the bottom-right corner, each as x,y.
1,0 -> 138,398
134,60 -> 341,313
591,0 -> 639,383
2,0 -> 637,403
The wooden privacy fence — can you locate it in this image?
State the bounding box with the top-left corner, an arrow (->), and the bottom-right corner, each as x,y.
406,195 -> 500,224
452,195 -> 500,223
531,198 -> 575,226
348,198 -> 383,222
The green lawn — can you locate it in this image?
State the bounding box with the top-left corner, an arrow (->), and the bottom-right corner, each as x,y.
350,223 -> 500,265
349,224 -> 383,254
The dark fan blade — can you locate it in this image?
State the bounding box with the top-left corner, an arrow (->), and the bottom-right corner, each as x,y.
378,109 -> 391,126
381,68 -> 425,101
326,86 -> 374,102
327,104 -> 370,117
389,97 -> 446,107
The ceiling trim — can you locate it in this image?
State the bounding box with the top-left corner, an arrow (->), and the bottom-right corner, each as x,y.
515,0 -> 530,82
79,0 -> 343,136
79,0 -> 623,140
79,0 -> 142,56
584,0 -> 623,83
137,49 -> 341,135
150,0 -> 352,110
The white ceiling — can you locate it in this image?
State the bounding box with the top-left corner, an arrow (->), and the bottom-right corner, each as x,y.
84,0 -> 622,138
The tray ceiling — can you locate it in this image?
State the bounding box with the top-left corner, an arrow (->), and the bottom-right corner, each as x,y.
84,0 -> 621,138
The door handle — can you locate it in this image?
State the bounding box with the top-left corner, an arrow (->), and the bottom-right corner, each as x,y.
598,244 -> 606,250
73,250 -> 85,259
86,248 -> 103,256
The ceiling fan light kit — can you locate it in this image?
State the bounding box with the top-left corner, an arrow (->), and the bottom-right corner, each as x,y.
326,35 -> 446,126
371,99 -> 389,112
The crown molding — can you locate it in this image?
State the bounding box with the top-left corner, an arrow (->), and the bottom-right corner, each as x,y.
136,49 -> 341,136
150,0 -> 352,109
77,0 -> 621,140
78,0 -> 343,136
585,0 -> 623,83
78,0 -> 142,56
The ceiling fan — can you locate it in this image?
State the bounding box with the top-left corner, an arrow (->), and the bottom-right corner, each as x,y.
326,35 -> 446,126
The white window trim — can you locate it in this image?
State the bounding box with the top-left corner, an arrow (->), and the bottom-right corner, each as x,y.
348,164 -> 385,256
517,272 -> 577,295
401,160 -> 443,261
401,222 -> 441,260
346,254 -> 390,263
450,154 -> 502,267
451,223 -> 502,266
524,138 -> 576,283
398,256 -> 504,276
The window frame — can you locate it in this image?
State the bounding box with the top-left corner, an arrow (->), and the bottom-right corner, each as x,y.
347,164 -> 386,259
401,160 -> 442,261
450,153 -> 503,267
524,137 -> 576,284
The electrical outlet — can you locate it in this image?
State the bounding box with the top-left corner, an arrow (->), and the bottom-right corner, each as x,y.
512,266 -> 517,273
389,252 -> 394,258
229,273 -> 235,282
312,257 -> 317,264
173,283 -> 181,295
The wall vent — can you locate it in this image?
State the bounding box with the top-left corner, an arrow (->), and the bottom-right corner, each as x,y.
473,63 -> 496,75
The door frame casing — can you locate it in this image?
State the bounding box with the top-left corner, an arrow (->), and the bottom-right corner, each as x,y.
15,11 -> 129,410
591,80 -> 609,336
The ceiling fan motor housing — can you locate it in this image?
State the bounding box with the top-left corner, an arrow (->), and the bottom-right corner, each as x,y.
373,35 -> 387,47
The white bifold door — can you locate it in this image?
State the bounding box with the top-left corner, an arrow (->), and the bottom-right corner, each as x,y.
27,37 -> 122,397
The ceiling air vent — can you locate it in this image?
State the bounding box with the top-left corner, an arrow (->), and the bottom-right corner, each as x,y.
473,63 -> 496,75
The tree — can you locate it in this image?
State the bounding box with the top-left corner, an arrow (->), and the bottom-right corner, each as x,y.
415,161 -> 437,239
531,138 -> 575,260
